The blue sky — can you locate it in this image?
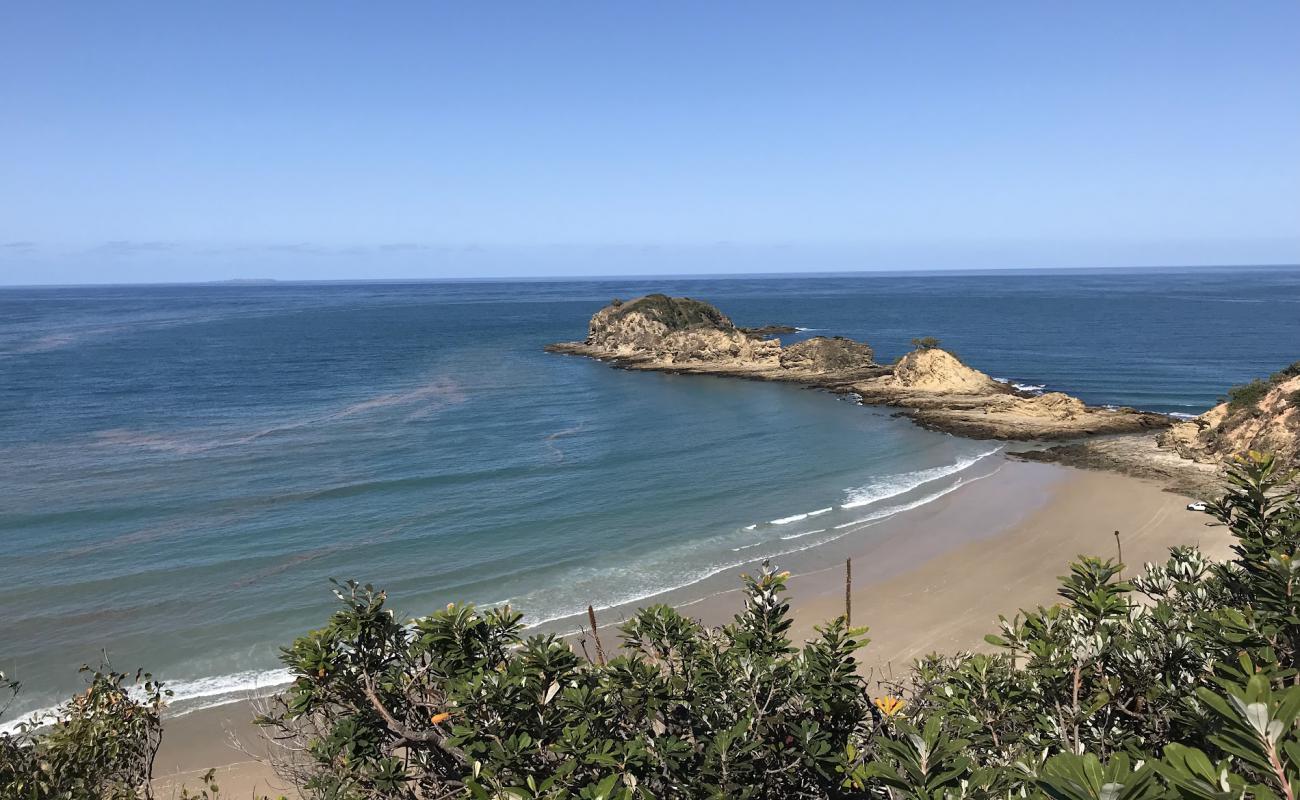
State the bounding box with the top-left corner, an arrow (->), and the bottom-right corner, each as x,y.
2,2 -> 1298,284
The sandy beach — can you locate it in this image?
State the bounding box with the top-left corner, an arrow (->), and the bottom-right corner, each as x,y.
151,459 -> 1232,798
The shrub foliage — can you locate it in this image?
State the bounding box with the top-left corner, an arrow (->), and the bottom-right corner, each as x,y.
0,666 -> 167,799
1222,360 -> 1300,413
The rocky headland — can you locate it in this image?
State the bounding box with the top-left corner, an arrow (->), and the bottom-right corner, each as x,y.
1159,364 -> 1300,467
1016,362 -> 1300,498
545,294 -> 1172,441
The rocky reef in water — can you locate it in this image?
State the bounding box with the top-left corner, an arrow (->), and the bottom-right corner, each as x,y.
546,294 -> 1172,441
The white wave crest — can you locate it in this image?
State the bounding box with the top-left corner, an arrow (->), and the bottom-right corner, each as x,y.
523,466 -> 1003,632
779,528 -> 826,541
770,507 -> 833,525
0,667 -> 294,735
163,669 -> 294,712
993,378 -> 1046,395
842,447 -> 1000,509
835,466 -> 1000,530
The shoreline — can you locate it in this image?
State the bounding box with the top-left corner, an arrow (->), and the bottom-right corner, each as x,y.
149,458 -> 1232,797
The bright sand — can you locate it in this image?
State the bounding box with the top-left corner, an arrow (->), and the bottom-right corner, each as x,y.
150,460 -> 1232,798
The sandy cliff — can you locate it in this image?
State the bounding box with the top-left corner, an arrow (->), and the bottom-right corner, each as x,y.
1159,367 -> 1300,466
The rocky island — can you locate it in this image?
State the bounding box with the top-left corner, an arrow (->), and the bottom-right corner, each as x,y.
546,294 -> 1172,441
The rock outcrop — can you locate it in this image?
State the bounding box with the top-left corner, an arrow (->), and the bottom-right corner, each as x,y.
548,295 -> 1175,441
578,294 -> 781,366
847,348 -> 1166,440
1159,365 -> 1300,466
779,336 -> 876,373
546,294 -> 884,384
891,348 -> 1004,394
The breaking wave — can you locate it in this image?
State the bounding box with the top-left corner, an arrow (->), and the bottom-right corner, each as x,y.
522,466 -> 1003,631
770,507 -> 832,525
1,668 -> 294,735
842,447 -> 1001,509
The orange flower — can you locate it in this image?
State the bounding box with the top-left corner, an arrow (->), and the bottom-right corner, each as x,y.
874,696 -> 905,716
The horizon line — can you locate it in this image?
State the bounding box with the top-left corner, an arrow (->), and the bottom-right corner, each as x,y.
2,262 -> 1298,290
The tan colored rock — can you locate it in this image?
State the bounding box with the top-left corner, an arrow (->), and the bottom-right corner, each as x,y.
581,294 -> 780,366
779,336 -> 876,372
891,348 -> 1003,394
1023,392 -> 1088,420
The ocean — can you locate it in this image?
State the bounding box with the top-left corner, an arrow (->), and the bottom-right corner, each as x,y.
2,267 -> 1298,724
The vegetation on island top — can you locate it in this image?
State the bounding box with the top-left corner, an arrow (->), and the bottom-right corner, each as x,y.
4,452 -> 1300,799
607,294 -> 734,333
910,337 -> 943,351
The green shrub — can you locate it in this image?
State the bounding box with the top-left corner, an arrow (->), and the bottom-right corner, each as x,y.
0,665 -> 167,799
910,336 -> 942,350
1223,361 -> 1300,414
1226,378 -> 1270,411
611,295 -> 731,332
1269,360 -> 1300,384
259,568 -> 872,799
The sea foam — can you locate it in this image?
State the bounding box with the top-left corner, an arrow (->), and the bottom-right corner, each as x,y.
842,447 -> 1000,509
770,507 -> 833,525
0,668 -> 295,735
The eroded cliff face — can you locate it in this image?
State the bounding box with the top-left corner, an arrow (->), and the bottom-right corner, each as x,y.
1160,371 -> 1300,466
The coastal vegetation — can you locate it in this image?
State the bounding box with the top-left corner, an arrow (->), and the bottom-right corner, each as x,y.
1223,363 -> 1300,413
1,666 -> 170,799
1222,364 -> 1300,413
1165,362 -> 1300,469
606,294 -> 733,332
4,453 -> 1300,799
1226,379 -> 1272,412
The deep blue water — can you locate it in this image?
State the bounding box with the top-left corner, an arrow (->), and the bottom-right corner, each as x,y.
1,268 -> 1298,721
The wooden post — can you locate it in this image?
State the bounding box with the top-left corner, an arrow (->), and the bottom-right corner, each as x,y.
845,558 -> 852,626
587,605 -> 606,666
1114,530 -> 1123,578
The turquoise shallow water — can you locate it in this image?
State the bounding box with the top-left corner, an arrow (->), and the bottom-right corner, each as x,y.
2,268 -> 1298,722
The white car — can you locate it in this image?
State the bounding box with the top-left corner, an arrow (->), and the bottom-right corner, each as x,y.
1186,501 -> 1208,512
